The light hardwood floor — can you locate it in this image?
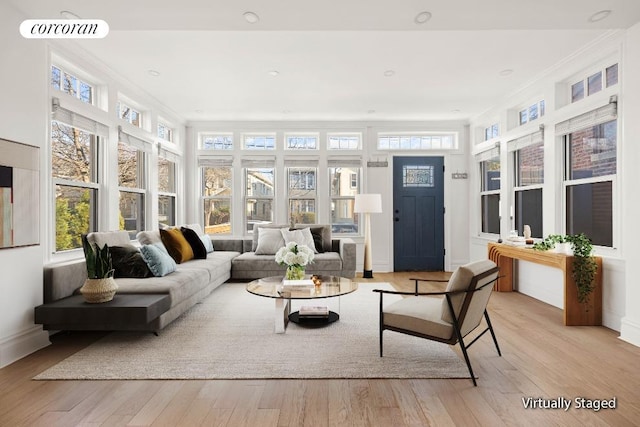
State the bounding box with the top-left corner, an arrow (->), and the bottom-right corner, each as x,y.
2,272 -> 639,426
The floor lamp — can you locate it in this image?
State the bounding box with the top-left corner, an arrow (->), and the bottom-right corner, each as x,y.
354,193 -> 382,279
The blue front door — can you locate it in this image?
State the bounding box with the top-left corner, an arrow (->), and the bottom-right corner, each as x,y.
393,156 -> 445,271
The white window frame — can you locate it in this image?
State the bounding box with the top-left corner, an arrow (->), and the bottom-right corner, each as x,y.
200,157 -> 233,235
285,133 -> 319,150
51,64 -> 95,105
242,133 -> 276,150
117,131 -> 150,239
158,148 -> 178,227
157,122 -> 174,142
477,148 -> 501,236
117,100 -> 142,128
201,133 -> 233,150
377,132 -> 458,150
327,133 -> 362,150
328,159 -> 362,235
286,162 -> 318,225
243,159 -> 276,234
570,62 -> 619,104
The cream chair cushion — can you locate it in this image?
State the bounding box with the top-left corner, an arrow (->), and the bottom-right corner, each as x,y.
384,296 -> 454,340
441,259 -> 497,324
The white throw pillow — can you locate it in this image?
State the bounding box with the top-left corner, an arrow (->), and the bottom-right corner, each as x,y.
281,227 -> 318,253
255,227 -> 287,255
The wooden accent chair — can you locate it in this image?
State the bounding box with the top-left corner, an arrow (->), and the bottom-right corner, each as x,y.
373,260 -> 501,386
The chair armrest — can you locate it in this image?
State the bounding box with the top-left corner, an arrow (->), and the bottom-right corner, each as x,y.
410,277 -> 449,295
372,289 -> 450,296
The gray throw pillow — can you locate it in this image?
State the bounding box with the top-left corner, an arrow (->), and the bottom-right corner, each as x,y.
255,227 -> 287,255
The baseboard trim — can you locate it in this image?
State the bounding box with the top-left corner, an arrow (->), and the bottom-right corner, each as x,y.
0,326 -> 50,368
619,317 -> 640,348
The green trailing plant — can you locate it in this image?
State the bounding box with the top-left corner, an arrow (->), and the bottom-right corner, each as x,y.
533,233 -> 597,305
81,234 -> 114,279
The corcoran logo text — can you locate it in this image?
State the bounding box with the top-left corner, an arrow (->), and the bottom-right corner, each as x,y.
20,20 -> 109,39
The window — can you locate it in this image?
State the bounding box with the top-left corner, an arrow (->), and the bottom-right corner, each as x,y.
285,134 -> 318,150
201,161 -> 232,234
484,124 -> 499,141
288,167 -> 317,224
117,101 -> 142,127
479,150 -> 500,234
158,150 -> 177,227
329,162 -> 361,234
118,141 -> 146,238
243,134 -> 275,150
51,65 -> 93,104
157,123 -> 173,142
571,63 -> 618,104
328,133 -> 362,150
201,134 -> 233,150
378,133 -> 457,150
51,121 -> 99,251
245,163 -> 275,233
513,138 -> 544,238
563,119 -> 616,246
518,100 -> 545,126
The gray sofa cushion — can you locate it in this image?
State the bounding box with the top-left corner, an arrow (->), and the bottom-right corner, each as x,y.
293,224 -> 332,252
233,251 -> 342,272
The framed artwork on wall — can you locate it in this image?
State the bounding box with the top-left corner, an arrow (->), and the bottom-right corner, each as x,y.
0,138 -> 39,249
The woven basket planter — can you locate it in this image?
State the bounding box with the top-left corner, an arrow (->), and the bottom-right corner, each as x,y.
80,277 -> 118,303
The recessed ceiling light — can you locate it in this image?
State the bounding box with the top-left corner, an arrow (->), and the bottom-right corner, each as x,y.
588,10 -> 612,23
195,109 -> 204,114
148,69 -> 161,77
243,11 -> 260,24
451,109 -> 461,113
60,10 -> 81,19
384,70 -> 395,77
414,11 -> 432,24
268,70 -> 279,77
367,109 -> 376,114
282,109 -> 291,114
499,69 -> 513,77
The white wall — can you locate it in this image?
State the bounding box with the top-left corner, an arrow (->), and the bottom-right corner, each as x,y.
0,2 -> 50,367
620,23 -> 640,346
468,31 -> 632,334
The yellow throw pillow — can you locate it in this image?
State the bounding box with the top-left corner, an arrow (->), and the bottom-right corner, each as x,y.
160,228 -> 194,264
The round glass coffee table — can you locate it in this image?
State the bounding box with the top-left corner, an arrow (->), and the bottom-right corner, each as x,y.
246,275 -> 358,333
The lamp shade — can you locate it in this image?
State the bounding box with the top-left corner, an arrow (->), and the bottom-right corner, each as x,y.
354,193 -> 382,214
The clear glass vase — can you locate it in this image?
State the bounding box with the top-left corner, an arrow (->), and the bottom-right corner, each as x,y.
285,265 -> 305,280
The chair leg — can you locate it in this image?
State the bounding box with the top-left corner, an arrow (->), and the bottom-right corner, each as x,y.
484,310 -> 502,357
452,323 -> 477,386
379,329 -> 383,357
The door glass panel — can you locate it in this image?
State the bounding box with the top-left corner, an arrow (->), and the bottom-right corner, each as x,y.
403,165 -> 434,188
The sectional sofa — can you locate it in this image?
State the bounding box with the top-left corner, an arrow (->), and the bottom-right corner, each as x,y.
39,224 -> 356,333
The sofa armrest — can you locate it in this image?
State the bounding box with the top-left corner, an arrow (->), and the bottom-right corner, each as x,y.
333,238 -> 356,278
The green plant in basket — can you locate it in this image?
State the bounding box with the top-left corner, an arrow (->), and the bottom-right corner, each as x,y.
81,234 -> 114,279
533,233 -> 597,305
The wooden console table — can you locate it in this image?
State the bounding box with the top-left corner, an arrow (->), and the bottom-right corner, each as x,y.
487,243 -> 602,326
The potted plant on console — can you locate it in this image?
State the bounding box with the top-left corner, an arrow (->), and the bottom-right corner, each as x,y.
533,233 -> 598,306
80,234 -> 118,303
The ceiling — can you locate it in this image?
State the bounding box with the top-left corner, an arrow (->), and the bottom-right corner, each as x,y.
11,0 -> 640,123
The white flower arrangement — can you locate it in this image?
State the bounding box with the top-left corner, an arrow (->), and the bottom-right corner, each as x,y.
275,242 -> 315,267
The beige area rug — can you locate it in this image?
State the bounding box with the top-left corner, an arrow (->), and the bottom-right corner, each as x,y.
35,282 -> 470,380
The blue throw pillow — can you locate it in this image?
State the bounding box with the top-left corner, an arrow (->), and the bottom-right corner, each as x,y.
140,243 -> 177,277
199,234 -> 214,253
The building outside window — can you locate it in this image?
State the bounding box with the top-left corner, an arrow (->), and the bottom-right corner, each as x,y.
158,149 -> 177,227
244,160 -> 275,233
287,166 -> 317,224
478,148 -> 501,235
510,133 -> 544,238
201,158 -> 232,234
561,108 -> 616,247
51,121 -> 99,251
328,160 -> 361,234
118,139 -> 146,239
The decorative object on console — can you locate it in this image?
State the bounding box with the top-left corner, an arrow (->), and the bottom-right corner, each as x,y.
354,193 -> 382,278
275,242 -> 315,280
80,234 -> 118,303
533,233 -> 598,304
